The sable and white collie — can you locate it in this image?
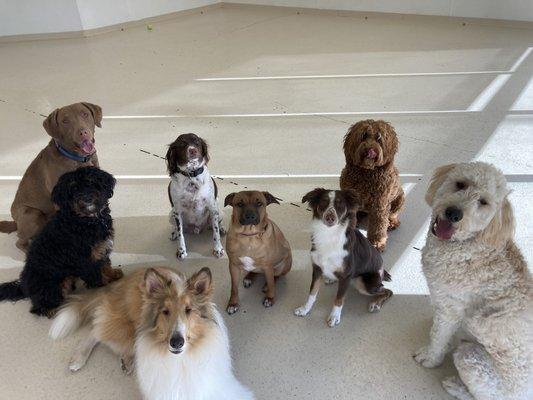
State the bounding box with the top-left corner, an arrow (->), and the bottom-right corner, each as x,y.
49,267 -> 254,400
296,188 -> 393,327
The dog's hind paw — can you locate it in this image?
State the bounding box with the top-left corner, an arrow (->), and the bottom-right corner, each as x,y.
176,249 -> 188,259
324,278 -> 337,285
442,376 -> 474,400
69,358 -> 85,372
243,278 -> 252,288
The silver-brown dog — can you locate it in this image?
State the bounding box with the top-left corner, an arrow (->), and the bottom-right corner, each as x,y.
224,191 -> 292,314
0,102 -> 102,252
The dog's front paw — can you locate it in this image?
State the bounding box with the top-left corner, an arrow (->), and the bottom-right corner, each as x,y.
413,346 -> 444,368
169,230 -> 178,241
262,297 -> 274,308
327,308 -> 342,328
176,248 -> 188,260
121,357 -> 134,375
226,303 -> 239,315
294,306 -> 310,317
371,237 -> 387,252
213,247 -> 225,258
69,356 -> 86,372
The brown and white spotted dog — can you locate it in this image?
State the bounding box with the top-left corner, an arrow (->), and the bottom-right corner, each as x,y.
166,133 -> 224,259
296,188 -> 393,327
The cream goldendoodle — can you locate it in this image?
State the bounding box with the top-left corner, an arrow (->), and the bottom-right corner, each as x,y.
414,162 -> 531,400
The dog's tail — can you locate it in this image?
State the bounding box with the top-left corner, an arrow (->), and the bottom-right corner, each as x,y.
0,221 -> 17,234
0,280 -> 26,301
49,292 -> 102,340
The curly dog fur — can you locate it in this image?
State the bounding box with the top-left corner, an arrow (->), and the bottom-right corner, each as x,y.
414,162 -> 532,400
0,166 -> 123,317
340,119 -> 404,251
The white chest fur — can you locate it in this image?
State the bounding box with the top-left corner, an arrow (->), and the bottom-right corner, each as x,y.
169,171 -> 215,226
310,220 -> 349,280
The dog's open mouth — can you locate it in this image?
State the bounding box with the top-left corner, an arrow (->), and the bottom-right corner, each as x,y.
77,139 -> 95,155
169,348 -> 183,355
431,216 -> 455,240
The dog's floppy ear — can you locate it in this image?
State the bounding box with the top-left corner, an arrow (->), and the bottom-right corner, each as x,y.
81,102 -> 102,128
477,197 -> 515,248
166,141 -> 179,176
263,192 -> 280,205
343,122 -> 363,166
425,164 -> 456,206
43,109 -> 60,138
144,268 -> 170,295
379,120 -> 399,162
302,187 -> 326,205
224,192 -> 236,207
187,267 -> 213,303
200,137 -> 210,164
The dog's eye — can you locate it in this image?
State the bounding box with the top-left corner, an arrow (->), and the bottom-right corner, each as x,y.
256,201 -> 263,207
237,201 -> 244,208
376,133 -> 382,142
62,118 -> 69,124
82,112 -> 89,118
162,308 -> 170,316
362,132 -> 368,140
185,306 -> 192,315
479,198 -> 488,206
456,182 -> 466,190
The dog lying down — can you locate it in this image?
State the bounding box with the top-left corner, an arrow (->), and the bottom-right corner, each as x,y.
296,188 -> 393,327
0,167 -> 122,317
50,267 -> 254,400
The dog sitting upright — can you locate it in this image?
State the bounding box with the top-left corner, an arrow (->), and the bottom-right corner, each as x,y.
0,102 -> 102,252
340,119 -> 404,251
224,191 -> 292,314
166,133 -> 224,259
0,167 -> 122,317
296,188 -> 392,327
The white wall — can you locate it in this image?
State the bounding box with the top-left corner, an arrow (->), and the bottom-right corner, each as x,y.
231,0 -> 533,22
0,0 -> 218,37
1,0 -> 531,37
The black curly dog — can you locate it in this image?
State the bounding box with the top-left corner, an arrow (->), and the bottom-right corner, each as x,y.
0,166 -> 123,317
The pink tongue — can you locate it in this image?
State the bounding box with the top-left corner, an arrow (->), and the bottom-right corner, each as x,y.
435,218 -> 454,240
366,148 -> 377,159
81,139 -> 94,154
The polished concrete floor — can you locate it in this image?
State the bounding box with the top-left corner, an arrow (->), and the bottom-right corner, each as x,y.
0,3 -> 532,400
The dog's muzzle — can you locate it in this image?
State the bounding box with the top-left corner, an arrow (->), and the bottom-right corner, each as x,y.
323,209 -> 338,227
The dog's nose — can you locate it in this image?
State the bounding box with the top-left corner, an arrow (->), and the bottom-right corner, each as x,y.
445,207 -> 463,223
188,147 -> 198,157
242,210 -> 258,225
169,333 -> 185,351
79,129 -> 89,138
324,210 -> 337,225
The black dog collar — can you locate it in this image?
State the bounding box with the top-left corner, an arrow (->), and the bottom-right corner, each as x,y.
178,166 -> 204,178
54,140 -> 93,163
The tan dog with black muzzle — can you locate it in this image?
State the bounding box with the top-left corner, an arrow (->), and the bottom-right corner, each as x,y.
224,191 -> 292,315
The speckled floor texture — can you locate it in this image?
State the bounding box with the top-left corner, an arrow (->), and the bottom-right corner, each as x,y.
0,3 -> 532,400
